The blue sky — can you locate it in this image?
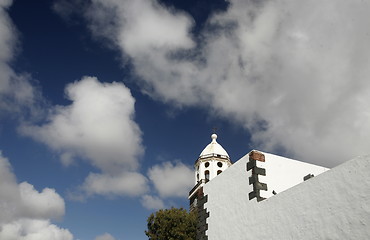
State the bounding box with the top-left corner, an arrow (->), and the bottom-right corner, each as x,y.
1,0 -> 370,239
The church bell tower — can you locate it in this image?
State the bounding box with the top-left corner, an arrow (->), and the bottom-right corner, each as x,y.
188,133 -> 232,210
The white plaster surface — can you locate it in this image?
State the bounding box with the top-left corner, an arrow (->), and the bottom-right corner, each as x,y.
257,151 -> 329,198
203,155 -> 370,240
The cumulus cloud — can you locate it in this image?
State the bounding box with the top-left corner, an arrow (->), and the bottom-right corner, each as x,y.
18,182 -> 65,220
20,76 -> 148,197
78,0 -> 370,167
85,0 -> 194,53
0,152 -> 65,224
0,219 -> 73,240
0,152 -> 73,240
82,172 -> 148,197
140,194 -> 165,210
21,77 -> 143,172
148,161 -> 193,198
95,233 -> 116,240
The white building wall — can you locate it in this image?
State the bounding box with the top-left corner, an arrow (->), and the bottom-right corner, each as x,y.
256,152 -> 329,198
203,154 -> 370,240
202,153 -> 253,238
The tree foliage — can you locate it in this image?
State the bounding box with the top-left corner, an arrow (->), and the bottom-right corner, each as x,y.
145,207 -> 197,240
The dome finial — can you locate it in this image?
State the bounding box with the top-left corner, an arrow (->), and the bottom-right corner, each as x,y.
211,133 -> 217,142
199,133 -> 230,159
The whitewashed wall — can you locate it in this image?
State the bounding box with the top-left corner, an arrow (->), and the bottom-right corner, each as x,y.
202,153 -> 253,239
203,154 -> 370,240
257,152 -> 329,198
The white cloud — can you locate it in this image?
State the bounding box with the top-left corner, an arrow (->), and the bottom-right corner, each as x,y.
82,0 -> 370,167
0,152 -> 73,240
20,76 -> 148,197
19,182 -> 65,220
0,152 -> 64,224
140,194 -> 165,210
85,0 -> 194,54
0,219 -> 73,240
21,76 -> 143,173
148,161 -> 193,198
82,172 -> 148,197
95,233 -> 116,240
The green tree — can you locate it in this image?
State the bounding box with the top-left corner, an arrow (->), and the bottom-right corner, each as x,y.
145,207 -> 197,240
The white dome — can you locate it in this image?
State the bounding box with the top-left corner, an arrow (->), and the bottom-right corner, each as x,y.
199,134 -> 230,159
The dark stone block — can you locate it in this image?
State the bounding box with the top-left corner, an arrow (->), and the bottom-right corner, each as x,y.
198,197 -> 208,205
198,209 -> 208,217
196,193 -> 209,240
249,191 -> 256,200
253,167 -> 266,176
304,173 -> 315,181
249,175 -> 258,184
247,160 -> 256,171
254,182 -> 268,191
257,196 -> 266,202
